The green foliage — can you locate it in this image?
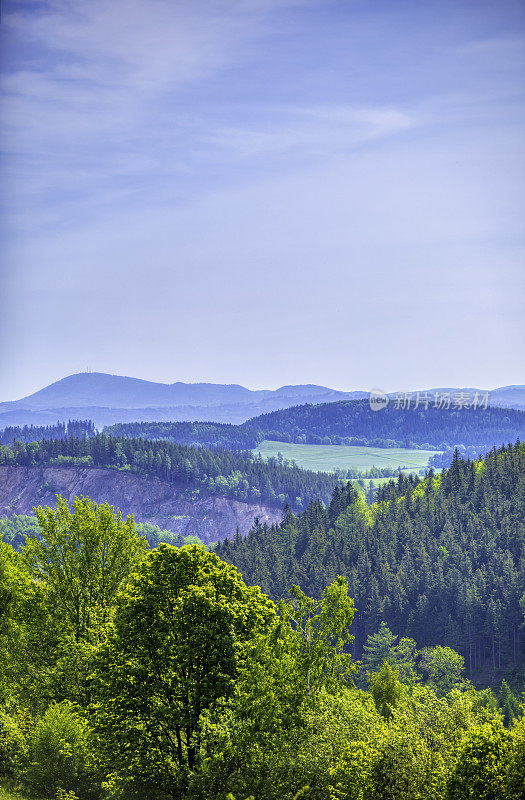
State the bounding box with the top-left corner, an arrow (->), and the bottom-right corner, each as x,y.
24,496 -> 147,640
506,716 -> 525,800
445,719 -> 512,800
0,447 -> 524,800
280,577 -> 356,696
362,623 -> 397,673
0,707 -> 29,779
369,662 -> 403,719
498,679 -> 521,726
23,703 -> 92,797
0,518 -> 39,551
217,441 -> 525,678
419,646 -> 466,696
92,545 -> 276,797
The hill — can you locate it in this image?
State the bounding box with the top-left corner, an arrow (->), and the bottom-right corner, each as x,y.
0,432 -> 341,511
244,398 -> 525,449
216,441 -> 525,679
106,398 -> 525,454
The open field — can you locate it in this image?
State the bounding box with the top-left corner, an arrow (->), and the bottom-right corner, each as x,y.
253,440 -> 439,475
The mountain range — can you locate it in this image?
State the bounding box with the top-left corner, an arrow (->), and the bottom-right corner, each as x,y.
0,372 -> 523,429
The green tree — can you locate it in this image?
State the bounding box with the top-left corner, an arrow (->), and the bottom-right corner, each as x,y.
419,646 -> 465,696
505,716 -> 525,800
362,622 -> 397,674
24,496 -> 147,640
280,577 -> 356,696
498,680 -> 520,726
23,701 -> 93,797
369,661 -> 403,720
446,719 -> 512,800
92,545 -> 275,798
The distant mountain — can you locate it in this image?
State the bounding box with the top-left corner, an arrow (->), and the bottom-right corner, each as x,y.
0,372 -> 368,429
0,372 -> 522,430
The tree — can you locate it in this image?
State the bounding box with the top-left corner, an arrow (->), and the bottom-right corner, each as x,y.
505,716 -> 525,800
362,623 -> 397,674
92,545 -> 276,798
369,661 -> 403,720
24,496 -> 147,640
280,577 -> 356,696
446,719 -> 512,800
0,542 -> 34,703
419,646 -> 465,696
193,580 -> 363,800
498,680 -> 520,726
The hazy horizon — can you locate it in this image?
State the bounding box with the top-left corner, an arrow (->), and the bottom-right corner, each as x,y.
1,0 -> 524,400
1,368 -> 522,406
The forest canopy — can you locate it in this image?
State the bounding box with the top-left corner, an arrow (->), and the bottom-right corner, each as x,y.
104,399 -> 525,451
0,496 -> 523,800
216,441 -> 525,681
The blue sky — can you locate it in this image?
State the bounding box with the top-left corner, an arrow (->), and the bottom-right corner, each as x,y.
1,0 -> 524,399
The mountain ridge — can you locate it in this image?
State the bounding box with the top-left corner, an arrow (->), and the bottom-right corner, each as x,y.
1,372 -> 523,429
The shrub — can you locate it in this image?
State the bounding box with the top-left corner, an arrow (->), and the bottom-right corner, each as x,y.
24,702 -> 91,796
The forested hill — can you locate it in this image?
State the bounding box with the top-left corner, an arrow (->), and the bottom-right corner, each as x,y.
0,433 -> 339,510
105,398 -> 525,451
244,398 -> 525,448
216,441 -> 525,680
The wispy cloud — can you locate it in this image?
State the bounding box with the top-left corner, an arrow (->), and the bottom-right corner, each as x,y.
207,105 -> 415,159
1,0 -> 308,226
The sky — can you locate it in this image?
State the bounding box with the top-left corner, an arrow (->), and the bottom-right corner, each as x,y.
1,0 -> 524,400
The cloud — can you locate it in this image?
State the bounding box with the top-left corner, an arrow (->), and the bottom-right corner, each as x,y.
206,105 -> 415,159
7,0 -> 297,89
1,0 -> 307,223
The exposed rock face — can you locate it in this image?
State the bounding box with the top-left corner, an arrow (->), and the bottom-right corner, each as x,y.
0,466 -> 281,544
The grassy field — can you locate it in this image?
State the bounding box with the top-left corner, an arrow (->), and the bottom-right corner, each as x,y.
253,440 -> 439,475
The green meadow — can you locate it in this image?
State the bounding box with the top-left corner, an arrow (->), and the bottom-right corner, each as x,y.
253,440 -> 439,475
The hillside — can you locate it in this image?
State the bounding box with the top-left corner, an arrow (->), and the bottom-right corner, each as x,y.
244,398 -> 525,449
216,441 -> 525,679
106,398 -> 525,453
0,432 -> 341,510
0,465 -> 281,544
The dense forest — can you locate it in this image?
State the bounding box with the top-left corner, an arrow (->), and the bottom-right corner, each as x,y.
216,442 -> 525,682
0,496 -> 523,800
105,399 -> 525,451
245,399 -> 525,449
0,433 -> 340,510
104,420 -> 259,448
0,420 -> 95,445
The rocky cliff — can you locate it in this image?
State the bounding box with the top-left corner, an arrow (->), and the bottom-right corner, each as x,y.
0,466 -> 281,544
